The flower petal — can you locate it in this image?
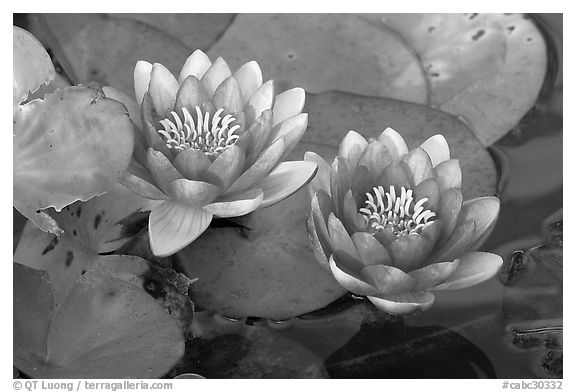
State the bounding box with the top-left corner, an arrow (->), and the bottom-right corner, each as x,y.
201,57 -> 232,97
244,80 -> 274,127
387,234 -> 431,271
338,130 -> 368,169
367,291 -> 435,315
272,87 -> 305,126
351,232 -> 392,267
378,127 -> 409,161
409,260 -> 459,290
327,213 -> 363,272
420,134 -> 450,167
211,76 -> 243,114
357,140 -> 392,181
203,145 -> 246,191
361,264 -> 416,295
178,49 -> 212,84
140,93 -> 171,155
434,159 -> 462,193
430,221 -> 476,263
119,164 -> 167,200
233,61 -> 263,104
436,188 -> 463,244
134,60 -> 152,105
304,151 -> 331,197
310,189 -> 334,264
431,252 -> 503,291
149,200 -> 213,257
171,148 -> 212,181
401,147 -> 434,187
175,75 -> 210,113
227,138 -> 285,194
351,165 -> 372,206
269,113 -> 308,155
13,26 -> 55,105
240,110 -> 273,165
329,257 -> 379,296
204,188 -> 263,218
258,161 -> 318,208
378,162 -> 412,191
102,86 -> 143,130
167,179 -> 220,206
330,157 -> 352,217
148,63 -> 179,117
413,178 -> 441,212
341,190 -> 367,233
147,148 -> 183,193
458,196 -> 500,249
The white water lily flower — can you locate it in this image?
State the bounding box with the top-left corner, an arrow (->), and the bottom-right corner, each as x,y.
104,50 -> 317,257
306,128 -> 503,315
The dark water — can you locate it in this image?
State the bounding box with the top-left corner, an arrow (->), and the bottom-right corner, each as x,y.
172,14 -> 563,379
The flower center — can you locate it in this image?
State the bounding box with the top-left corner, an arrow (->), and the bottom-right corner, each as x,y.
157,107 -> 240,156
359,185 -> 436,236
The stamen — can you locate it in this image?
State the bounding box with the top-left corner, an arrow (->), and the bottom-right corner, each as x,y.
156,106 -> 240,156
359,185 -> 436,237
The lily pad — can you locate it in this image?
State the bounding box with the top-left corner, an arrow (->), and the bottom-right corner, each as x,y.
176,91 -> 497,319
113,14 -> 235,51
13,86 -> 135,234
29,14 -> 191,96
364,13 -> 547,146
207,14 -> 428,102
14,260 -> 184,378
51,183 -> 160,253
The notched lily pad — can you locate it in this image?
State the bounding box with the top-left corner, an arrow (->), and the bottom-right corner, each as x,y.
13,260 -> 185,378
13,86 -> 135,233
207,14 -> 428,102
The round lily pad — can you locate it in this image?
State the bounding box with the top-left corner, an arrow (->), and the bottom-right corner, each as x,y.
207,14 -> 428,103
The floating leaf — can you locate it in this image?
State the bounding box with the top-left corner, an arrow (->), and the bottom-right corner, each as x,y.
207,14 -> 428,103
13,86 -> 135,233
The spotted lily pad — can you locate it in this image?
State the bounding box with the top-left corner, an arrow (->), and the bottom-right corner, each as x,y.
207,14 -> 428,102
364,13 -> 547,146
13,260 -> 184,378
175,91 -> 497,319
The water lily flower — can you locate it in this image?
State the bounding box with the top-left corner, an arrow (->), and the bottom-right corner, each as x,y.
103,50 -> 317,257
305,128 -> 503,315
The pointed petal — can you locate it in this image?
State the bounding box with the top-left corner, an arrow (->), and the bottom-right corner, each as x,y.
258,161 -> 318,208
167,179 -> 220,206
304,151 -> 331,198
307,212 -> 330,269
201,57 -> 232,97
203,145 -> 246,191
342,190 -> 366,233
401,147 -> 434,187
204,188 -> 263,218
227,138 -> 285,194
378,162 -> 411,191
432,252 -> 503,291
212,76 -> 243,114
327,213 -> 363,273
148,63 -> 178,117
175,75 -> 210,113
413,178 -> 441,212
367,291 -> 435,315
310,189 -> 333,262
147,148 -> 183,193
351,165 -> 372,206
420,134 -> 450,167
171,148 -> 212,181
361,264 -> 416,295
388,234 -> 430,271
458,196 -> 500,249
134,60 -> 152,105
373,229 -> 398,248
269,113 -> 308,155
358,141 -> 392,181
149,201 -> 213,257
244,80 -> 274,127
351,232 -> 392,267
434,159 -> 462,193
430,221 -> 476,263
338,130 -> 368,169
330,157 -> 352,217
119,164 -> 167,200
241,110 -> 273,165
140,93 -> 170,154
437,188 -> 463,244
329,256 -> 379,296
272,87 -> 305,126
102,86 -> 142,129
409,260 -> 459,290
178,49 -> 212,83
233,61 -> 263,104
378,127 -> 409,161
